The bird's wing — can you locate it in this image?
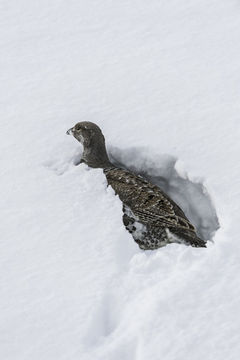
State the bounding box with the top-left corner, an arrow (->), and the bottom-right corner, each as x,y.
104,167 -> 196,232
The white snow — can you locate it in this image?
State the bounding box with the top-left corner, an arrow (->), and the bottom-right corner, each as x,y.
1,0 -> 240,359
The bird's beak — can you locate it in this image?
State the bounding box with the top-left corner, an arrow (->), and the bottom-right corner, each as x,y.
66,127 -> 74,135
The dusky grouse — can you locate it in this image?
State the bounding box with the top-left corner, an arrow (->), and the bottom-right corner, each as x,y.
66,122 -> 206,249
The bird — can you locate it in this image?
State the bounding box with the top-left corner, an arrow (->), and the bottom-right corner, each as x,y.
66,121 -> 206,249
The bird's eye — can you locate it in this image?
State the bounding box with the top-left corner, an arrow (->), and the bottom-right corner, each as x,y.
75,125 -> 82,131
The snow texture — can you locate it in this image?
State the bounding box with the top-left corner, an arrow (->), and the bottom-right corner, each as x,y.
1,0 -> 240,359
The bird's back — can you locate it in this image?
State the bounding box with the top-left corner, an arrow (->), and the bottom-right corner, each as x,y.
104,167 -> 206,249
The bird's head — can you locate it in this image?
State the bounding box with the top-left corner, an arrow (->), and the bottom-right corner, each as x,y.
66,121 -> 104,148
66,121 -> 112,168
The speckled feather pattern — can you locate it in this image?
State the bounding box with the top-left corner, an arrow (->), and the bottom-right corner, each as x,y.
104,167 -> 206,249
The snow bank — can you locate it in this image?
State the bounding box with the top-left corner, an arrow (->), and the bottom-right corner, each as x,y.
1,0 -> 240,359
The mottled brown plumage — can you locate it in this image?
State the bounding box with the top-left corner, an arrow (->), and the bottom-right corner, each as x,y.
66,121 -> 206,249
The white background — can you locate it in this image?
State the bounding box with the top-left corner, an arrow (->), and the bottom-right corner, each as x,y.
1,1 -> 240,359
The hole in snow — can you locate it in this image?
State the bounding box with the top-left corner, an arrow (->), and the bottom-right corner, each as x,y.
108,146 -> 219,242
63,144 -> 219,242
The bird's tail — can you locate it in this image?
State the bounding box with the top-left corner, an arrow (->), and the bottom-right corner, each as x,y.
170,228 -> 207,248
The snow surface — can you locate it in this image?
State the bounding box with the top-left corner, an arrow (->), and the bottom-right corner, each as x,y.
1,0 -> 240,359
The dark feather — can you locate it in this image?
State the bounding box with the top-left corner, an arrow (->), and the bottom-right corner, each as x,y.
104,167 -> 206,249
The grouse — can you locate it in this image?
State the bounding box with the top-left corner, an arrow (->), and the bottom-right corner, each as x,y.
66,122 -> 206,249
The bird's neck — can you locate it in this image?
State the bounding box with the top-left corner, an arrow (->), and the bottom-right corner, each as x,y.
82,141 -> 113,169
